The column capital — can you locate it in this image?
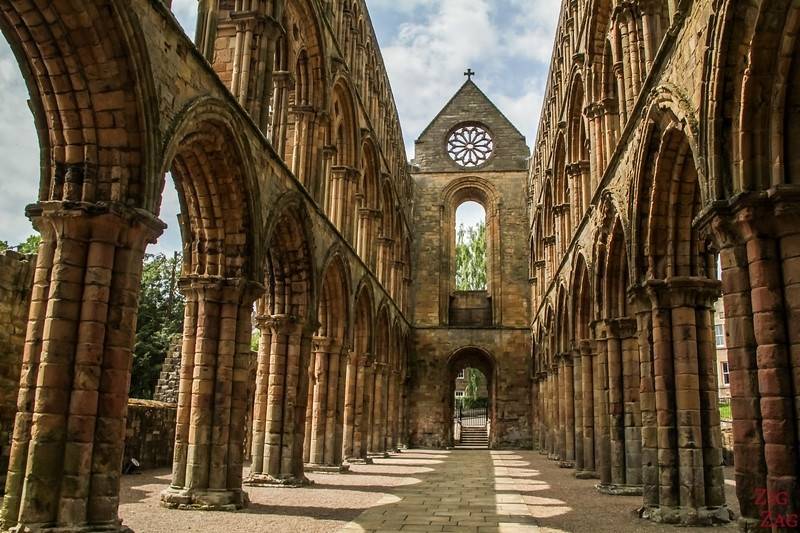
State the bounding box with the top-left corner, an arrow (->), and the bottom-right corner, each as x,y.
577,338 -> 595,355
696,186 -> 800,247
312,335 -> 340,353
178,274 -> 265,304
644,277 -> 721,309
607,316 -> 638,339
259,314 -> 305,335
331,165 -> 359,181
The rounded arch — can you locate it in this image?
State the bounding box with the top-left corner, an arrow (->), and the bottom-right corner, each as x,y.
446,345 -> 498,446
0,0 -> 158,209
631,93 -> 710,282
375,304 -> 391,364
708,0 -> 800,192
352,277 -> 375,356
316,252 -> 351,343
439,176 -> 501,324
330,78 -> 359,169
263,197 -> 316,323
570,252 -> 593,341
160,98 -> 260,280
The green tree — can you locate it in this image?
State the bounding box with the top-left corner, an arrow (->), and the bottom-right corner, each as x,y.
17,234 -> 40,254
131,252 -> 184,399
455,221 -> 486,290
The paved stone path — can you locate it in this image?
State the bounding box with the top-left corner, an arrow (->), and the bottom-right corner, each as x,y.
119,449 -> 740,532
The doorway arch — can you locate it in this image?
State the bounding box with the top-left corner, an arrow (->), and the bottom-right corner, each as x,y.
446,346 -> 497,447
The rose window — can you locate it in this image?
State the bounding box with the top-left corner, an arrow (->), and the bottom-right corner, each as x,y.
447,125 -> 494,167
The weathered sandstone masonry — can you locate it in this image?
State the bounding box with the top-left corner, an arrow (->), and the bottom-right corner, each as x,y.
529,0 -> 800,529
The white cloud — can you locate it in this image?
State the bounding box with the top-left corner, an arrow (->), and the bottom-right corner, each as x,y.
0,39 -> 40,246
371,0 -> 557,157
170,0 -> 198,36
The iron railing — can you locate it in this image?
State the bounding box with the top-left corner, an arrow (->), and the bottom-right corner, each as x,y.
453,404 -> 488,428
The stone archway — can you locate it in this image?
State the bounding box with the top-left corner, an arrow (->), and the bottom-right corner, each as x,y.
446,347 -> 497,448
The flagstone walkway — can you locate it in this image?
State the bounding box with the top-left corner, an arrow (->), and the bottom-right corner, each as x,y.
119,449 -> 740,533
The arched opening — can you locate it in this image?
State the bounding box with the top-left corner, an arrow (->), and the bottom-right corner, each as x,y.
632,113 -> 728,520
342,284 -> 373,462
454,200 -> 486,290
447,347 -> 496,449
450,200 -> 489,327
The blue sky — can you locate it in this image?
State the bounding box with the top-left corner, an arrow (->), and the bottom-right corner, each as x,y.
0,0 -> 557,252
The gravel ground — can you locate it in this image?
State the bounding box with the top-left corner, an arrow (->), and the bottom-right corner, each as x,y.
119,449 -> 741,533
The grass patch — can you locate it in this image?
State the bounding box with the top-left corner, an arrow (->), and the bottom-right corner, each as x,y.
719,403 -> 732,421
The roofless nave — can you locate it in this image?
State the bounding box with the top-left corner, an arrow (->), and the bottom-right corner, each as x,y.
0,0 -> 797,532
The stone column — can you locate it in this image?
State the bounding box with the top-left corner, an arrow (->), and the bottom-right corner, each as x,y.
370,363 -> 387,455
1,203 -> 162,532
631,284 -> 657,500
577,340 -> 597,478
306,337 -> 348,472
249,315 -> 273,475
356,207 -> 374,259
268,71 -> 293,155
606,321 -> 624,488
551,362 -> 561,461
637,278 -> 729,525
387,368 -> 399,452
376,237 -> 394,288
243,315 -> 314,487
562,354 -> 575,468
161,275 -> 263,510
593,320 -> 612,488
702,193 -> 800,530
341,349 -> 357,460
290,107 -> 315,184
302,349 -> 316,464
345,353 -> 373,464
600,318 -> 642,495
572,347 -> 584,472
362,358 -> 376,455
535,373 -> 546,453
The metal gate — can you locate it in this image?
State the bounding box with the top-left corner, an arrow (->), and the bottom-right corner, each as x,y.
453,404 -> 488,428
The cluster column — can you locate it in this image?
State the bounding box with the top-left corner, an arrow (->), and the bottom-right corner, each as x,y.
305,337 -> 348,472
704,191 -> 800,530
161,275 -> 263,510
369,362 -> 388,455
245,315 -> 314,486
343,353 -> 373,463
577,339 -> 597,478
636,278 -> 729,525
1,202 -> 161,532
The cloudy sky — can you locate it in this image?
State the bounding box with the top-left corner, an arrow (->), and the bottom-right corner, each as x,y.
0,0 -> 558,253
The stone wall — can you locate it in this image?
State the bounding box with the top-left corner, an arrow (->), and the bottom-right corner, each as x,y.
0,250 -> 35,491
153,339 -> 182,404
124,399 -> 177,470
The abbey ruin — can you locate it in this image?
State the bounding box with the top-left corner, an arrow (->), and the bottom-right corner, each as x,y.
0,0 -> 796,531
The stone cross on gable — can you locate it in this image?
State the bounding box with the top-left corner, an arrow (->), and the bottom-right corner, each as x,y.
464,68 -> 475,81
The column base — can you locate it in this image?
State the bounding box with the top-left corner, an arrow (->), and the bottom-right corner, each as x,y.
242,473 -> 313,488
160,487 -> 248,511
5,521 -> 132,533
344,456 -> 373,465
638,504 -> 733,526
596,483 -> 643,496
558,461 -> 575,469
367,451 -> 390,458
547,453 -> 561,461
304,463 -> 351,474
574,470 -> 598,479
